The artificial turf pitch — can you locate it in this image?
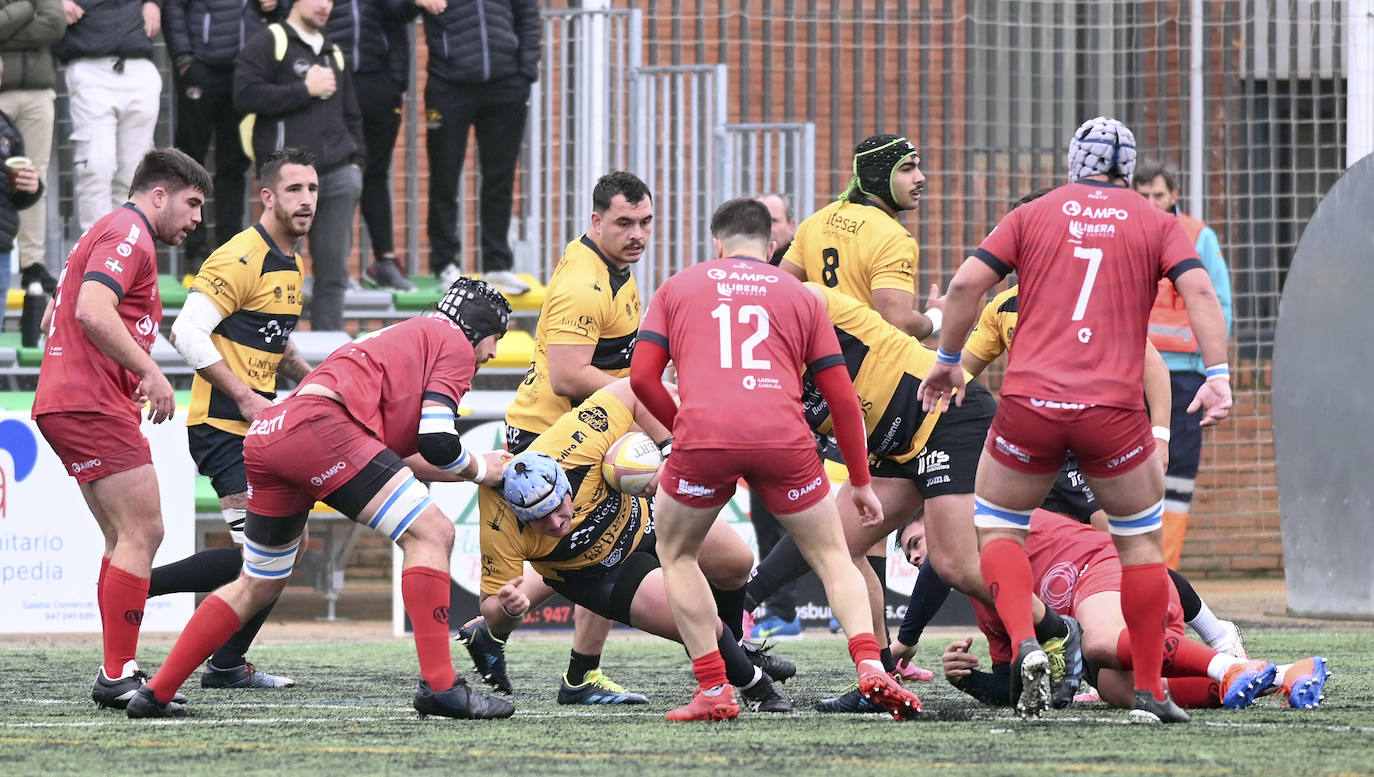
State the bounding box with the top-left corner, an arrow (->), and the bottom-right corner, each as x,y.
2,629 -> 1371,777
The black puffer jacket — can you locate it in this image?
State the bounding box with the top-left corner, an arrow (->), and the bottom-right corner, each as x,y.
162,0 -> 280,67
0,109 -> 43,253
233,21 -> 365,172
0,0 -> 67,91
53,0 -> 156,63
421,0 -> 538,85
320,0 -> 416,88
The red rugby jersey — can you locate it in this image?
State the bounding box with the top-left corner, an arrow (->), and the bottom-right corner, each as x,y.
298,315 -> 476,457
34,204 -> 163,418
974,182 -> 1201,410
638,256 -> 844,451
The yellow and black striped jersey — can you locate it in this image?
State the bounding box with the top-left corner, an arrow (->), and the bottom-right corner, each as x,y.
505,235 -> 642,434
802,284 -> 970,464
964,285 -> 1019,364
186,224 -> 304,435
480,387 -> 651,593
783,198 -> 918,308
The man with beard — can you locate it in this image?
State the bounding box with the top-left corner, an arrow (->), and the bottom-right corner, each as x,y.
139,147 -> 321,691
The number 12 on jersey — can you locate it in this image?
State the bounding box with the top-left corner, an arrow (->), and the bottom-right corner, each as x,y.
1071,246 -> 1103,321
711,302 -> 772,369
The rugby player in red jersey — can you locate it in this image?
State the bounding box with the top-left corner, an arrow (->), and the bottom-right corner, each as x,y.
128,279 -> 516,720
33,149 -> 210,710
918,117 -> 1232,723
631,197 -> 921,721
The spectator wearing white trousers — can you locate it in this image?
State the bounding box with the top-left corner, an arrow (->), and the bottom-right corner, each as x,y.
55,0 -> 163,231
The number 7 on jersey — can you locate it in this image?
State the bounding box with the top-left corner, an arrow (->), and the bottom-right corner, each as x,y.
711,302 -> 771,369
1071,246 -> 1103,321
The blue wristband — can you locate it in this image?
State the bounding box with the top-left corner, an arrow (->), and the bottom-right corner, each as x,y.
936,346 -> 961,366
1205,362 -> 1230,380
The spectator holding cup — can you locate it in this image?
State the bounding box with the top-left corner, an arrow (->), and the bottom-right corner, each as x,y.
0,106 -> 43,293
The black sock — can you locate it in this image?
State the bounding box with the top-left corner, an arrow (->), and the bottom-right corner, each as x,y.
879,647 -> 897,673
567,650 -> 600,685
718,630 -> 760,688
1034,606 -> 1069,643
746,535 -> 811,606
148,547 -> 242,597
210,594 -> 279,668
1168,568 -> 1203,621
866,554 -> 890,643
896,558 -> 951,647
711,584 -> 747,642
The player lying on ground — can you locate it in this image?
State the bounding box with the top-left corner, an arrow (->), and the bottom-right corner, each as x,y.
470,378 -> 795,713
909,509 -> 1329,712
126,279 -> 516,720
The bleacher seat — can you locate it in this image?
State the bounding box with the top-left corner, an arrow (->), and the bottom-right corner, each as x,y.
490,329 -> 535,370
159,274 -> 189,310
392,273 -> 546,313
290,330 -> 352,364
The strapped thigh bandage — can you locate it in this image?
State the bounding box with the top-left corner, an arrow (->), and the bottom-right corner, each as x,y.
243,536 -> 302,580
364,475 -> 432,541
1106,500 -> 1165,536
972,496 -> 1034,530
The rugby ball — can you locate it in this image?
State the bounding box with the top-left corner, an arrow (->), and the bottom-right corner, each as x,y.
601,432 -> 663,496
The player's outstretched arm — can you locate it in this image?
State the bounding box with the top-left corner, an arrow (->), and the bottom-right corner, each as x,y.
75,280 -> 175,422
628,339 -> 677,430
919,258 -> 999,412
943,637 -> 1012,707
813,362 -> 883,526
1143,341 -> 1172,469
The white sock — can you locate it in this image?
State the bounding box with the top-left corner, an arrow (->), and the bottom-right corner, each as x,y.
1189,602 -> 1229,645
1207,652 -> 1243,682
741,666 -> 764,690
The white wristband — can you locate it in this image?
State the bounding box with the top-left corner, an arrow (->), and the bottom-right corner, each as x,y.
1152,425 -> 1171,443
923,307 -> 943,336
1204,362 -> 1230,381
468,451 -> 488,484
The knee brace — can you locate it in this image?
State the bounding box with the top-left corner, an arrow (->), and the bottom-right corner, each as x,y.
1106,500 -> 1164,536
365,475 -> 432,542
242,536 -> 301,580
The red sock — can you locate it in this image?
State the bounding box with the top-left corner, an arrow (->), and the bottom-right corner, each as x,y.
1120,562 -> 1169,700
100,565 -> 150,677
1166,677 -> 1221,708
847,632 -> 882,668
147,595 -> 242,704
1163,636 -> 1219,677
691,650 -> 729,692
401,566 -> 457,692
97,557 -> 110,621
979,538 -> 1037,648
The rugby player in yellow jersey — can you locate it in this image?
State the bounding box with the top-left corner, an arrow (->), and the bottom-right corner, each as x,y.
462,171 -> 654,704
147,147 -> 319,689
471,378 -> 795,713
781,134 -> 940,338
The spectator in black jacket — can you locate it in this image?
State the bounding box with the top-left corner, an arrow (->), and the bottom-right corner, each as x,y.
421,0 -> 538,297
234,0 -> 364,331
0,0 -> 64,293
322,0 -> 418,292
163,0 -> 281,268
55,0 -> 162,231
0,106 -> 43,292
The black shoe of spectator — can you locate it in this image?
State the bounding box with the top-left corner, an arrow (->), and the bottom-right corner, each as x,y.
20,263 -> 56,295
364,258 -> 416,293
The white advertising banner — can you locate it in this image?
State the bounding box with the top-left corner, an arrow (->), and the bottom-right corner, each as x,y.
0,410 -> 195,633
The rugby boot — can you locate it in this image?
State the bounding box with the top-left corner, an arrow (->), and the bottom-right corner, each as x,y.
201,661 -> 296,689
1043,615 -> 1085,708
1010,638 -> 1051,719
1129,689 -> 1191,724
92,661 -> 186,710
741,639 -> 796,682
858,664 -> 922,720
413,678 -> 514,719
125,685 -> 187,719
456,619 -> 513,694
667,683 -> 739,721
894,658 -> 936,682
1220,659 -> 1278,709
815,683 -> 882,713
739,675 -> 793,713
557,669 -> 649,705
1278,657 -> 1329,709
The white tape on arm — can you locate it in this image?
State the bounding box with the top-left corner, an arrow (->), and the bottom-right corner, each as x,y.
171,291 -> 227,370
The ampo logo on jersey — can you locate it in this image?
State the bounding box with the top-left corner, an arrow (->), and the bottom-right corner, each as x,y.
707,267 -> 728,280
1061,201 -> 1129,221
